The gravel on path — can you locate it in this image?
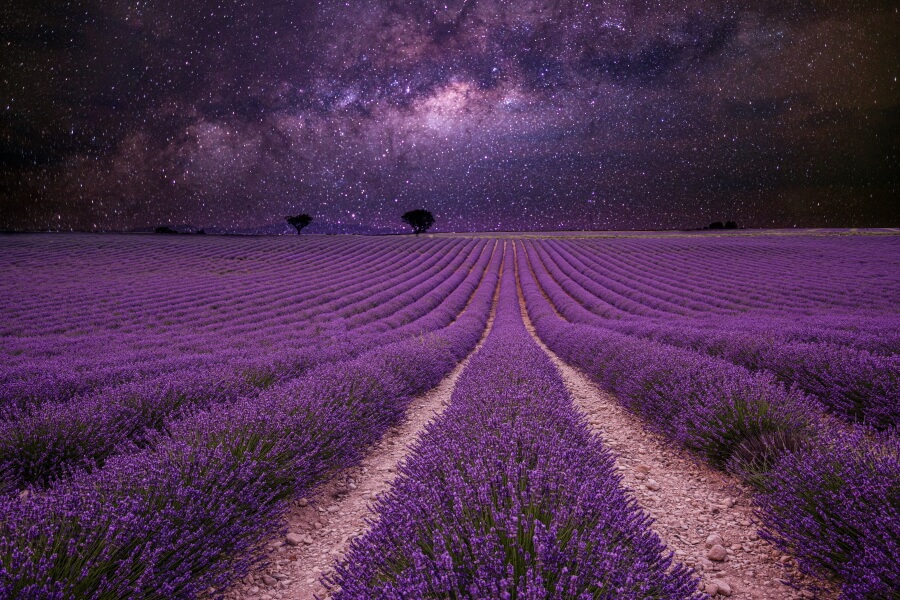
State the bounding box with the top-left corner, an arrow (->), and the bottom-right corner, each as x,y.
223,354 -> 482,600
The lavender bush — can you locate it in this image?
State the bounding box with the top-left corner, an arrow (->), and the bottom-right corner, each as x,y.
752,427 -> 900,600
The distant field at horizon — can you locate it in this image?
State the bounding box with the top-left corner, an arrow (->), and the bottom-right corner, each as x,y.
3,226 -> 899,239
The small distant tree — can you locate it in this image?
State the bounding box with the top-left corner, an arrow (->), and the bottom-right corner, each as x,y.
401,209 -> 435,235
285,214 -> 313,234
724,220 -> 738,229
154,226 -> 178,234
708,221 -> 724,230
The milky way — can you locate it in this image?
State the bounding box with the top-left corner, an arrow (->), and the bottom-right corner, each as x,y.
1,1 -> 897,232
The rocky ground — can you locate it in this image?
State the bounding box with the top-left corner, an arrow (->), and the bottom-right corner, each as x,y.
223,366 -> 461,600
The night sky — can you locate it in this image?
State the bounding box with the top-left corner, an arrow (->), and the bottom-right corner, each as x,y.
2,1 -> 898,232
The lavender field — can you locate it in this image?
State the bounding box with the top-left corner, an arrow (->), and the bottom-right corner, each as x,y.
1,231 -> 898,600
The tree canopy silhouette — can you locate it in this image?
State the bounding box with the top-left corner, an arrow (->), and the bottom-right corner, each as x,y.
285,214 -> 313,233
401,209 -> 434,235
706,221 -> 738,230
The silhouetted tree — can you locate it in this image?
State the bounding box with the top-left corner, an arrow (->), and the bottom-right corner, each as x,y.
154,226 -> 178,234
708,221 -> 724,230
724,221 -> 738,229
401,209 -> 435,235
286,214 -> 313,233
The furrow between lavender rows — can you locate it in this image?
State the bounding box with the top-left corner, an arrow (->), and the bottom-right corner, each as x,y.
517,241 -> 900,599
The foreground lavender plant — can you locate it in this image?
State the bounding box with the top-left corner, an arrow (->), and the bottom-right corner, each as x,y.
332,253 -> 702,599
0,436 -> 289,599
752,427 -> 900,600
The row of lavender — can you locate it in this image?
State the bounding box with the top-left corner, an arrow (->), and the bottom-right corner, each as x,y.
1,238 -> 483,406
545,235 -> 900,354
519,240 -> 899,599
566,235 -> 898,323
331,248 -> 703,599
2,235 -> 392,340
0,236 -> 410,400
528,238 -> 900,429
0,239 -> 502,598
1,236 -> 485,410
2,235 -> 400,363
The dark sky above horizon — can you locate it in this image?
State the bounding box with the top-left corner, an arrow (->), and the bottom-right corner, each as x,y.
1,1 -> 898,232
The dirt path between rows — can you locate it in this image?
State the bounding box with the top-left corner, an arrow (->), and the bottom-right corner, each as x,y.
517,297 -> 833,599
224,248 -> 503,600
227,393 -> 456,600
538,357 -> 824,599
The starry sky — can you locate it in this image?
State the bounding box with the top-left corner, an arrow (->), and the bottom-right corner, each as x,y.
1,1 -> 898,232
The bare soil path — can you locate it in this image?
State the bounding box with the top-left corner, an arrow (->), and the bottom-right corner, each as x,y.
516,287 -> 833,598
225,391 -> 456,600
225,248 -> 503,600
